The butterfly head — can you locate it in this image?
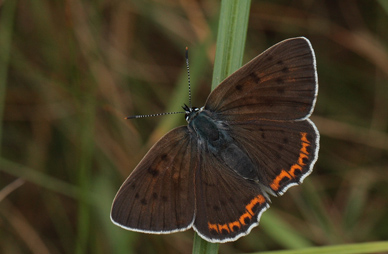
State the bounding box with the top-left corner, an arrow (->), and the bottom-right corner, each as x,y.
182,104 -> 200,122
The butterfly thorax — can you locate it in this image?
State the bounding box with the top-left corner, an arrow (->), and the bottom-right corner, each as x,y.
186,108 -> 260,181
187,109 -> 222,146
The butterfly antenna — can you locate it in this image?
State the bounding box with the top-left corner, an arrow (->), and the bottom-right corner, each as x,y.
185,47 -> 192,108
125,111 -> 184,120
126,49 -> 192,120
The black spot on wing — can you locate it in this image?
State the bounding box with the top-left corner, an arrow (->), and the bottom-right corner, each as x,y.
148,167 -> 159,177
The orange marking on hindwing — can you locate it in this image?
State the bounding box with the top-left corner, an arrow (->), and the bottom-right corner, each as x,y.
208,222 -> 219,233
239,212 -> 251,225
270,170 -> 291,191
246,195 -> 265,215
228,221 -> 241,231
270,132 -> 312,192
218,224 -> 230,233
301,132 -> 309,143
300,141 -> 310,155
289,164 -> 302,177
297,132 -> 310,168
207,195 -> 266,234
298,153 -> 308,166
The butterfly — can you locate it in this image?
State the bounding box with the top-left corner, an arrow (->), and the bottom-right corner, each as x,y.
111,37 -> 319,243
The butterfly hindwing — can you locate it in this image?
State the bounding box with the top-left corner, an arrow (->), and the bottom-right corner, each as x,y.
205,37 -> 317,122
227,119 -> 319,195
193,143 -> 270,243
111,126 -> 197,233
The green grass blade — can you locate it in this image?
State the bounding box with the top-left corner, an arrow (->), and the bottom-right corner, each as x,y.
192,233 -> 219,254
211,0 -> 251,89
75,94 -> 97,254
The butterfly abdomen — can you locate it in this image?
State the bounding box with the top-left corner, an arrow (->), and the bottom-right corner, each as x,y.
219,143 -> 258,180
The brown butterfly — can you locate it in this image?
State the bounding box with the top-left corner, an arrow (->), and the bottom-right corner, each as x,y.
111,37 -> 319,243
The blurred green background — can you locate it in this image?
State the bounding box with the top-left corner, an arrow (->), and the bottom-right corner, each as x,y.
1,0 -> 388,253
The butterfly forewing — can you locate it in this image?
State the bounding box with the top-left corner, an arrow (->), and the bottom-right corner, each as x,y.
205,37 -> 317,122
111,127 -> 197,233
193,148 -> 270,243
